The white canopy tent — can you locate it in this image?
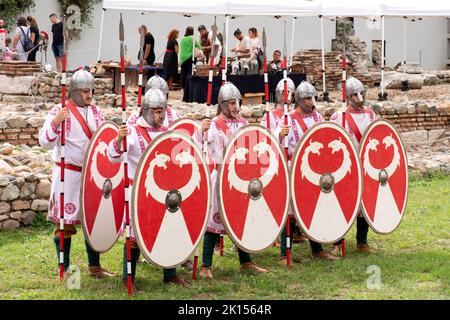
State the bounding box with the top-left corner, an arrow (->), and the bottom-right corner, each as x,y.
99,0 -> 450,99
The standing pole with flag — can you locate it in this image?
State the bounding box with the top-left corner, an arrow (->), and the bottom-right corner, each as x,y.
282,20 -> 291,269
119,14 -> 133,296
58,15 -> 68,281
262,27 -> 270,130
138,31 -> 145,117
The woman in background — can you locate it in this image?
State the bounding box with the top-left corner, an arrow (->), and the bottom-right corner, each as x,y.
163,29 -> 179,90
27,16 -> 39,62
179,26 -> 201,90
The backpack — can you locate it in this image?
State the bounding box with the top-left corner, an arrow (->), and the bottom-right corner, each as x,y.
19,27 -> 33,52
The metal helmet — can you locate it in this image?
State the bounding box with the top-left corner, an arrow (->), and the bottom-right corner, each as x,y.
69,69 -> 95,107
142,88 -> 167,109
145,75 -> 169,96
346,77 -> 365,105
295,81 -> 317,113
275,78 -> 295,105
142,88 -> 167,128
217,82 -> 242,117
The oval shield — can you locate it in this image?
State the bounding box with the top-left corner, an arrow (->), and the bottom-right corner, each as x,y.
359,119 -> 408,234
80,121 -> 125,253
217,124 -> 290,253
290,122 -> 362,244
131,131 -> 211,268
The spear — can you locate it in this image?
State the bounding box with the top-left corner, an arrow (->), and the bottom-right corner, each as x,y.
221,21 -> 227,86
206,17 -> 218,107
340,38 -> 347,258
262,27 -> 270,130
58,15 -> 68,281
342,40 -> 347,112
119,13 -> 133,296
282,20 -> 291,269
138,30 -> 145,117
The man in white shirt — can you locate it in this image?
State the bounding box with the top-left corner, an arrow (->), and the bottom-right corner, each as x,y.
231,29 -> 258,75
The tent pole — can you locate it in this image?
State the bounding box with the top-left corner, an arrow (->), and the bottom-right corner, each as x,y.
378,15 -> 387,101
320,15 -> 328,101
224,14 -> 230,84
289,17 -> 296,70
403,17 -> 406,75
192,27 -> 196,75
97,8 -> 106,62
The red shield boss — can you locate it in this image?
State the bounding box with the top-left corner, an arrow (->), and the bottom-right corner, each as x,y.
359,119 -> 408,234
80,121 -> 125,253
131,131 -> 211,268
217,124 -> 290,253
170,117 -> 215,174
290,122 -> 362,244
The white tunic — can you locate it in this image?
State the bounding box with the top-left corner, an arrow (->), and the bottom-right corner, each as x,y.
107,117 -> 168,239
274,110 -> 324,157
260,105 -> 292,136
39,103 -> 105,225
330,106 -> 378,148
127,105 -> 179,127
194,116 -> 248,234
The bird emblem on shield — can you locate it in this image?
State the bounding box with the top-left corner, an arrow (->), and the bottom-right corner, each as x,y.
217,124 -> 290,253
81,122 -> 125,253
291,122 -> 362,243
131,131 -> 211,268
359,119 -> 408,234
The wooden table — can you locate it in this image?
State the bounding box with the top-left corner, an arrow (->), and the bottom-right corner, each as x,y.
101,63 -> 164,94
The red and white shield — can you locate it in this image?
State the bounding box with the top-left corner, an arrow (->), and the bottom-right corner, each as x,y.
131,131 -> 211,268
359,119 -> 408,234
290,122 -> 362,244
80,121 -> 125,252
170,117 -> 215,174
217,124 -> 290,253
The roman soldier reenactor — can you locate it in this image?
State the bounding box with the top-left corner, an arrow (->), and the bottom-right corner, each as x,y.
108,88 -> 189,290
330,77 -> 379,256
196,82 -> 269,278
276,81 -> 339,262
39,69 -> 115,279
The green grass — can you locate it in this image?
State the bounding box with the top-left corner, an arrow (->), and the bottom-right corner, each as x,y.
0,176 -> 449,300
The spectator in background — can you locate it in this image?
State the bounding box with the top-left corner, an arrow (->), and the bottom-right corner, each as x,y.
248,27 -> 262,74
198,24 -> 211,61
231,28 -> 257,75
12,17 -> 30,61
0,20 -> 8,50
27,16 -> 39,62
163,29 -> 179,91
179,26 -> 201,89
49,13 -> 64,72
198,24 -> 221,65
2,38 -> 16,61
138,25 -> 155,66
269,50 -> 282,73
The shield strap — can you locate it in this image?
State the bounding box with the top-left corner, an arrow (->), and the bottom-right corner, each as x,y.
273,108 -> 284,122
66,100 -> 93,140
135,125 -> 152,144
345,110 -> 362,142
213,117 -> 232,139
